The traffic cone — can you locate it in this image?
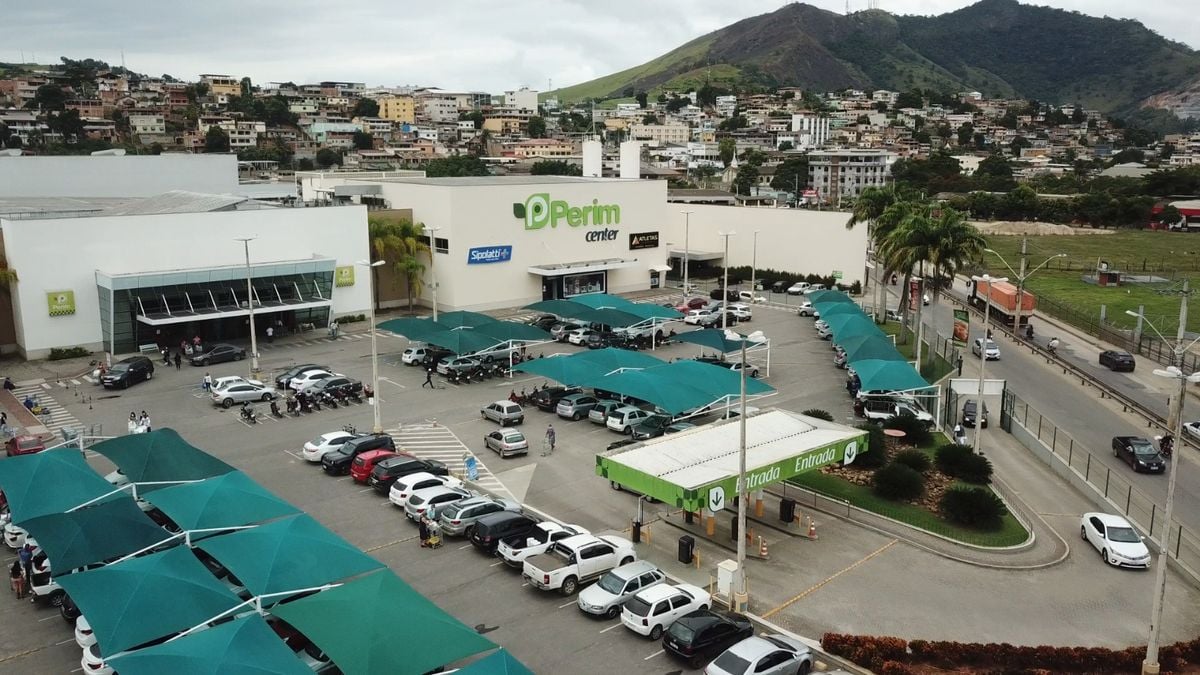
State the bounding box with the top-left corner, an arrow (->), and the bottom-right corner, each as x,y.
807,517 -> 818,539
758,536 -> 769,559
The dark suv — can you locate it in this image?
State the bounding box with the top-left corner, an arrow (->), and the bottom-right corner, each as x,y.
101,356 -> 154,389
469,512 -> 539,555
369,455 -> 449,493
529,386 -> 582,412
321,434 -> 396,475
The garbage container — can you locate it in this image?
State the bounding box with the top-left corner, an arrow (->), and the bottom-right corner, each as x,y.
678,535 -> 695,564
631,520 -> 642,544
730,516 -> 738,543
780,498 -> 796,523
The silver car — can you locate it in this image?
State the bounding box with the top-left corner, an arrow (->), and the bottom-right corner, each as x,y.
556,393 -> 600,420
589,400 -> 624,425
484,428 -> 528,458
481,401 -> 524,426
705,634 -> 813,675
403,485 -> 472,523
577,560 -> 666,619
211,382 -> 275,408
437,496 -> 521,537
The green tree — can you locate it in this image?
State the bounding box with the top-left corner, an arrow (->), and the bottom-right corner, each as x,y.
642,113 -> 657,125
352,131 -> 374,150
530,160 -> 582,176
845,186 -> 902,321
665,97 -> 687,114
424,154 -> 489,177
778,141 -> 794,151
368,216 -> 429,312
527,116 -> 547,138
732,163 -> 758,195
28,83 -> 67,111
895,91 -> 923,109
974,155 -> 1016,191
957,122 -> 974,146
770,156 -> 809,193
1109,148 -> 1145,165
460,110 -> 485,129
998,185 -> 1039,220
204,126 -> 230,153
1156,204 -> 1182,227
351,98 -> 380,118
315,147 -> 341,168
635,91 -> 648,109
1009,136 -> 1031,155
240,76 -> 252,97
297,157 -> 315,171
718,138 -> 736,168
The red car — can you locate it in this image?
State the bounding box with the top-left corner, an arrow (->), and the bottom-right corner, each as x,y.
5,435 -> 45,457
350,450 -> 400,483
674,297 -> 709,312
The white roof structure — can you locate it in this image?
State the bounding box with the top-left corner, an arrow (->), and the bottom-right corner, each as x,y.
602,409 -> 862,490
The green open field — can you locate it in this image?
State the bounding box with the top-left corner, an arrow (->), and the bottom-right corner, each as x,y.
981,231 -> 1200,336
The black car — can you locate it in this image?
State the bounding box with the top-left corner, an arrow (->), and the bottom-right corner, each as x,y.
101,356 -> 154,389
709,288 -> 739,301
771,280 -> 788,293
322,434 -> 396,475
369,455 -> 449,493
529,386 -> 582,412
607,438 -> 637,451
469,512 -> 539,555
1100,350 -> 1136,372
1112,436 -> 1166,473
663,610 -> 754,667
631,414 -> 673,441
961,400 -> 989,429
60,592 -> 81,624
308,376 -> 363,397
275,363 -> 325,389
190,343 -> 246,366
527,314 -> 559,331
421,346 -> 453,369
585,332 -> 609,349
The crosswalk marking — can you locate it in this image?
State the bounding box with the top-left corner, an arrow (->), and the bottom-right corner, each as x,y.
11,384 -> 84,438
385,424 -> 512,499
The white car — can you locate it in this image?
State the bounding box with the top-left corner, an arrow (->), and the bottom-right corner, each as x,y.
972,337 -> 1000,360
4,522 -> 27,549
737,291 -> 766,304
786,282 -> 809,295
796,301 -> 816,317
607,406 -> 653,434
301,431 -> 357,462
725,361 -> 760,378
404,485 -> 473,522
802,284 -> 826,295
104,468 -> 130,487
75,614 -> 96,648
727,304 -> 753,322
388,472 -> 464,508
401,345 -> 430,365
1183,420 -> 1200,441
288,369 -> 337,392
816,322 -> 833,340
1080,512 -> 1152,568
497,522 -> 590,568
81,643 -> 115,675
706,633 -> 814,675
620,583 -> 710,639
683,309 -> 712,325
566,328 -> 595,345
210,375 -> 263,391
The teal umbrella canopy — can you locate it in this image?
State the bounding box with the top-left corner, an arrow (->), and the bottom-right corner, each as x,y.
576,347 -> 667,372
18,496 -> 168,575
574,307 -> 645,328
825,314 -> 886,341
570,293 -> 635,309
807,290 -> 854,304
524,299 -> 589,318
91,429 -> 234,487
421,328 -> 500,356
454,649 -> 535,675
654,360 -> 775,400
578,368 -> 714,415
435,311 -> 496,329
844,341 -> 906,364
513,349 -> 664,386
813,303 -> 864,319
473,321 -> 551,343
144,471 -> 300,534
109,614 -> 313,675
377,317 -> 450,342
675,329 -> 766,354
852,359 -> 929,392
0,448 -> 118,522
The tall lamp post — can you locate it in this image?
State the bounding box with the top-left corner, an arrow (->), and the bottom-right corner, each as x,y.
235,237 -> 259,380
719,231 -> 735,329
750,231 -> 760,300
969,274 -> 1007,456
681,210 -> 693,301
358,259 -> 386,433
733,333 -> 749,613
984,245 -> 1066,329
1127,284 -> 1200,675
423,225 -> 440,321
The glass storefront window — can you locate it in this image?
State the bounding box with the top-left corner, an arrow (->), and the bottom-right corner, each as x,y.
563,272 -> 605,297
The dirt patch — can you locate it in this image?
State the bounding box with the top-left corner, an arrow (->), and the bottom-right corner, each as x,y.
821,442 -> 954,511
970,220 -> 1115,236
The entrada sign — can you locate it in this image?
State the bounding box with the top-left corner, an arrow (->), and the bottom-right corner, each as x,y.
514,193 -> 621,230
695,436 -> 865,509
467,245 -> 513,264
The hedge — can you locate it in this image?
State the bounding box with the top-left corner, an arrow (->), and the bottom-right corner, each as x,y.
873,463 -> 925,501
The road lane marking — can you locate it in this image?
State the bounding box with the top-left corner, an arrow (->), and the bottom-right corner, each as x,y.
761,539 -> 898,619
38,614 -> 59,622
55,638 -> 75,646
643,649 -> 664,660
358,488 -> 374,493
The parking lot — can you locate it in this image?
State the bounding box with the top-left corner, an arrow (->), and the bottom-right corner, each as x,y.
4,290 -> 1200,673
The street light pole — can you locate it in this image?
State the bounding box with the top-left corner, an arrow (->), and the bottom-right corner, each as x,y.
985,246 -> 1065,331
681,210 -> 693,301
719,231 -> 735,329
970,274 -> 1007,456
358,259 -> 386,433
750,231 -> 759,301
734,335 -> 749,613
235,237 -> 259,380
424,225 -> 440,321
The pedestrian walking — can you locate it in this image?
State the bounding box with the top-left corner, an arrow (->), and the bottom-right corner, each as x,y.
418,516 -> 430,548
18,544 -> 33,585
203,372 -> 212,392
956,354 -> 964,377
266,325 -> 274,343
329,320 -> 339,339
174,351 -> 181,369
10,559 -> 24,599
128,412 -> 138,435
542,424 -> 556,456
139,411 -> 151,433
422,368 -> 434,388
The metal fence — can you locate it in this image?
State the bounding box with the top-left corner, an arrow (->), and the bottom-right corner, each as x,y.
1038,257 -> 1200,275
1003,390 -> 1200,574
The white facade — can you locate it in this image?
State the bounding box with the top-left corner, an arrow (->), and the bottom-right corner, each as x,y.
1,206 -> 371,358
808,149 -> 893,204
503,87 -> 539,112
791,114 -> 830,150
630,123 -> 690,145
129,114 -> 166,136
0,155 -> 238,198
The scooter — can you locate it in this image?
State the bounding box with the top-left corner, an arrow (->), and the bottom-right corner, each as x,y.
286,398 -> 300,416
321,391 -> 339,409
297,396 -> 312,414
270,400 -> 283,418
347,388 -> 363,404
239,404 -> 258,424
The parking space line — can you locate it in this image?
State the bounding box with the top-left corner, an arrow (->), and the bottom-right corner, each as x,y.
37,615 -> 58,622
557,600 -> 576,609
489,561 -> 505,567
283,450 -> 304,461
599,623 -> 622,633
642,650 -> 664,660
761,539 -> 898,619
357,488 -> 374,493
458,544 -> 473,550
55,638 -> 74,646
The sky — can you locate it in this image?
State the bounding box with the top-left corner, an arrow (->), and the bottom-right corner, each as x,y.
7,1 -> 1197,93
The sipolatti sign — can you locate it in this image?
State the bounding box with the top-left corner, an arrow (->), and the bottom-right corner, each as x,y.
467,245 -> 513,265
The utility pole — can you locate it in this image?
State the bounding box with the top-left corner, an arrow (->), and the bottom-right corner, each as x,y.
1014,237 -> 1029,329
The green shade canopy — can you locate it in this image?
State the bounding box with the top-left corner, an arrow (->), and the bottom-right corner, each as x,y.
825,314 -> 886,341
472,321 -> 551,343
835,335 -> 905,364
454,649 -> 535,675
569,293 -> 635,309
578,368 -> 714,415
524,299 -> 587,317
813,303 -> 864,319
195,514 -> 384,598
109,614 -> 312,675
145,471 -> 299,534
424,328 -> 501,356
91,429 -> 235,488
434,310 -> 497,329
653,360 -> 775,400
18,496 -> 168,575
271,569 -> 496,675
575,307 -> 645,328
621,303 -> 682,321
0,448 -> 118,522
512,348 -> 665,386
851,358 -> 930,392
376,317 -> 448,342
56,546 -> 243,655
674,329 -> 766,354
807,290 -> 854,304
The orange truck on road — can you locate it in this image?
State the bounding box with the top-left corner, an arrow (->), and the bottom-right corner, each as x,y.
969,279 -> 1036,327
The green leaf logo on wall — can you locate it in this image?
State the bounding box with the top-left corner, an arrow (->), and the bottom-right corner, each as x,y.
335,266 -> 355,287
514,193 -> 621,230
47,291 -> 76,316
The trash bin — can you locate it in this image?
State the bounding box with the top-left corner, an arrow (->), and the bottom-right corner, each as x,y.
730,516 -> 738,543
780,498 -> 797,523
678,535 -> 695,564
631,520 -> 642,544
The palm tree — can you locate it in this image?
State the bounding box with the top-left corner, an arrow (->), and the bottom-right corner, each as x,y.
397,257 -> 425,312
368,216 -> 429,312
0,253 -> 18,288
846,187 -> 899,321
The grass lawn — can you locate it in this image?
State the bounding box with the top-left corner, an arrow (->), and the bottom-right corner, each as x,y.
789,471 -> 1030,548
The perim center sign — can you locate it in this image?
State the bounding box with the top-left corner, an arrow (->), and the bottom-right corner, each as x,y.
514,193 -> 621,230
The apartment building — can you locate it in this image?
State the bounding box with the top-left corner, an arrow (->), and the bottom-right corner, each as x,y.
377,96 -> 416,124
715,95 -> 737,118
65,100 -> 105,118
418,95 -> 459,123
129,113 -> 166,137
228,121 -> 266,149
482,112 -> 531,135
791,113 -> 830,150
512,139 -> 575,159
504,87 -> 538,112
808,149 -> 892,204
355,117 -> 394,136
289,100 -> 319,115
629,123 -> 691,145
199,74 -> 241,98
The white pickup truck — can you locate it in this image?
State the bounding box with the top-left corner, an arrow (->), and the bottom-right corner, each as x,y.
862,399 -> 934,426
522,533 -> 636,596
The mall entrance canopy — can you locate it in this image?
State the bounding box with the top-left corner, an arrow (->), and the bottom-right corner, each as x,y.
597,410 -> 867,511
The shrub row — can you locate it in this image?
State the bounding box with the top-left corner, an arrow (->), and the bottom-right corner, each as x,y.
873,462 -> 925,501
48,346 -> 90,361
822,633 -> 1200,673
336,314 -> 368,323
935,443 -> 994,484
940,486 -> 1007,530
892,448 -> 931,473
853,424 -> 888,469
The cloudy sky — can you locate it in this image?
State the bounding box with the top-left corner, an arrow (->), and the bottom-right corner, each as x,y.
8,1 -> 1196,92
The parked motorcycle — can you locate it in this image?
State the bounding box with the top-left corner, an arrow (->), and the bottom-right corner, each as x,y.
239,404 -> 258,424
346,389 -> 363,404
269,400 -> 283,418
321,391 -> 339,409
286,397 -> 300,416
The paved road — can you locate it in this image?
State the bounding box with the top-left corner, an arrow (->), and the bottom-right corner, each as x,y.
2,298 -> 1198,673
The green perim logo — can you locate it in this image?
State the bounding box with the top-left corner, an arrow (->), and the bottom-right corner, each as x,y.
513,193 -> 621,230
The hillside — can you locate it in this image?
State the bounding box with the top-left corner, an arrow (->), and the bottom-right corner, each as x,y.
551,0 -> 1200,115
